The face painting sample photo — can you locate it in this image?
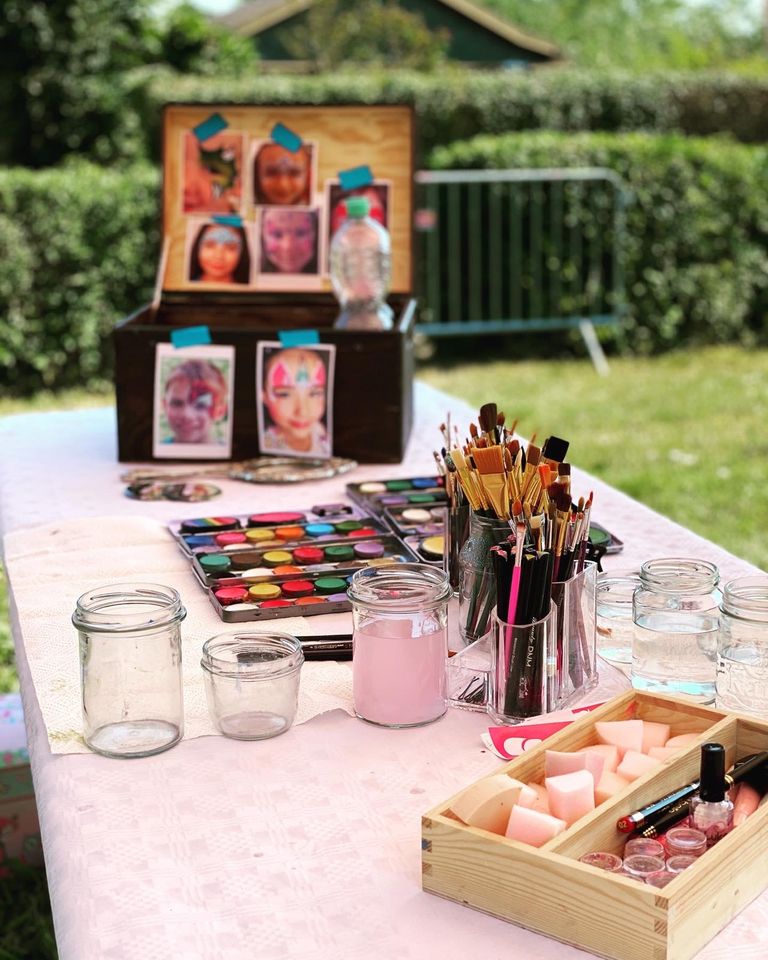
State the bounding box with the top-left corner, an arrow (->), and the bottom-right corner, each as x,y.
182,131 -> 245,214
153,344 -> 235,459
257,344 -> 336,459
252,141 -> 314,206
259,207 -> 320,275
186,221 -> 252,286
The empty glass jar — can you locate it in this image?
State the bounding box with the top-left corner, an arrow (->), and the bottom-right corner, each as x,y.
632,559 -> 720,703
201,632 -> 303,739
457,512 -> 511,645
716,575 -> 768,718
73,582 -> 186,758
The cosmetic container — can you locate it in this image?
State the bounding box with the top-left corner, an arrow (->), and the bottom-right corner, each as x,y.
622,854 -> 666,879
632,559 -> 720,703
550,562 -> 599,708
457,512 -> 514,644
624,837 -> 664,860
645,871 -> 676,888
664,827 -> 707,858
73,582 -> 186,758
578,852 -> 623,872
348,564 -> 450,727
596,571 -> 641,666
201,632 -> 303,739
446,635 -> 492,712
488,603 -> 557,723
665,855 -> 698,874
690,742 -> 734,846
716,575 -> 768,719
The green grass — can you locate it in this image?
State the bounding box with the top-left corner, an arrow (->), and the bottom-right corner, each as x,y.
419,344 -> 768,572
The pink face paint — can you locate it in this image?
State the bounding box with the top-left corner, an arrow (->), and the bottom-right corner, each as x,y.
269,361 -> 293,389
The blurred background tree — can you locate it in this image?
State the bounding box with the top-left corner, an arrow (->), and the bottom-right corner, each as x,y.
282,0 -> 450,72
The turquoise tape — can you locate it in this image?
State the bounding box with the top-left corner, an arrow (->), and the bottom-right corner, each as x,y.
278,329 -> 321,347
271,122 -> 302,153
170,326 -> 212,348
193,113 -> 228,142
339,165 -> 374,190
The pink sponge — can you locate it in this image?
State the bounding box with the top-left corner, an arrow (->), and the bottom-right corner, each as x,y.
506,805 -> 567,847
545,769 -> 596,826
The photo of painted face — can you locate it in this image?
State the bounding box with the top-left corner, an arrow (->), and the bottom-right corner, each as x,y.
259,207 -> 320,275
153,344 -> 235,460
187,222 -> 252,286
257,344 -> 336,459
182,131 -> 244,215
325,181 -> 391,271
253,142 -> 314,206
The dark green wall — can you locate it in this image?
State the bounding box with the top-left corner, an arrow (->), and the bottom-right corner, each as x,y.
255,0 -> 549,66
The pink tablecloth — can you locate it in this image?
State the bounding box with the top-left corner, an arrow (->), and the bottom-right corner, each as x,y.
1,382 -> 765,960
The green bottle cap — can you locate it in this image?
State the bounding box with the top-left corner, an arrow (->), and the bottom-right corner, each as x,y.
345,196 -> 370,218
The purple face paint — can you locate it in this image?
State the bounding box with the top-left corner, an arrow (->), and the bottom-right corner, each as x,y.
353,541 -> 385,559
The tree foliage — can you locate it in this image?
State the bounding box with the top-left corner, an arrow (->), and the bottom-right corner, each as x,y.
159,3 -> 258,76
282,0 -> 450,72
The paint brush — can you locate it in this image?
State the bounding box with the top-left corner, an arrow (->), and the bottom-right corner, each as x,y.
472,444 -> 508,518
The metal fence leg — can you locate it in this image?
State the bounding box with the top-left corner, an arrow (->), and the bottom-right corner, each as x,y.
578,320 -> 610,377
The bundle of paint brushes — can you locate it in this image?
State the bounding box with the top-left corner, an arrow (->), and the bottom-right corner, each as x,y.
434,415 -> 470,590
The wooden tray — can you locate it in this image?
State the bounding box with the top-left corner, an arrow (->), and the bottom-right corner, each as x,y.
422,691 -> 768,960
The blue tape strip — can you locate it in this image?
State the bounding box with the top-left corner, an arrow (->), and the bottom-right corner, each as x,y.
338,165 -> 374,191
278,329 -> 321,347
170,326 -> 212,348
271,122 -> 303,153
193,113 -> 229,142
212,214 -> 243,227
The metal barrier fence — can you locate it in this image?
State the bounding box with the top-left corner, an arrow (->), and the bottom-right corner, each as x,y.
413,168 -> 630,373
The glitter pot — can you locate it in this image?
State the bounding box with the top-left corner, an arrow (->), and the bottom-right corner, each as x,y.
665,827 -> 707,858
579,852 -> 623,872
622,855 -> 666,879
624,837 -> 665,860
645,871 -> 676,888
201,632 -> 303,740
666,855 -> 698,874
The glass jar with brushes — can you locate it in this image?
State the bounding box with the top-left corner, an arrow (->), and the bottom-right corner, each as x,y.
716,575 -> 768,718
457,512 -> 513,645
631,558 -> 721,704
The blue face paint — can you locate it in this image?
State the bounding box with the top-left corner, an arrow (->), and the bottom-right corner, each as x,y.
204,226 -> 242,248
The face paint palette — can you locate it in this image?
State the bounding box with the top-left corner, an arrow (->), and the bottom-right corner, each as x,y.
169,505 -> 382,556
207,571 -> 363,622
383,504 -> 447,538
403,534 -> 446,566
346,476 -> 447,515
192,534 -> 421,591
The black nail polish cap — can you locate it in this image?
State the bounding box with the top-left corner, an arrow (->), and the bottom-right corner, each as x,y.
700,742 -> 726,802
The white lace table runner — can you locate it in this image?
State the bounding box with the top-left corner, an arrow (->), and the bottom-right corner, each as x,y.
4,516 -> 355,754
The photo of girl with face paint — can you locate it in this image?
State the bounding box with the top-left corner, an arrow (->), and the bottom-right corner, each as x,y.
187,221 -> 252,286
153,344 -> 235,460
252,142 -> 315,206
257,343 -> 336,459
259,207 -> 320,276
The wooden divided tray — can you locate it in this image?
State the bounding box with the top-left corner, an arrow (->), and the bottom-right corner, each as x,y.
422,691 -> 768,960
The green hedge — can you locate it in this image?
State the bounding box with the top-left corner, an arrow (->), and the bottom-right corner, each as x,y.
430,131 -> 768,351
0,163 -> 160,394
131,68 -> 768,164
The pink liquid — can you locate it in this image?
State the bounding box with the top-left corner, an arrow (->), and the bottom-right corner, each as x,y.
353,616 -> 447,726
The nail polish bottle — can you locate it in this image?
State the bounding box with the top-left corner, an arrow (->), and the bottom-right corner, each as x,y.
690,743 -> 734,847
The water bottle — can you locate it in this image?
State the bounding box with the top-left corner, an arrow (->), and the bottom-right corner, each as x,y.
330,195 -> 393,330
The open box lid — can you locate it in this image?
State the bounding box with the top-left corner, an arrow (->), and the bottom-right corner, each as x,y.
160,103 -> 414,299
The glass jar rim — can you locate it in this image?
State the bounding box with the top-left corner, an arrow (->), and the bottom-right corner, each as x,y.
347,563 -> 451,612
72,582 -> 186,633
469,511 -> 513,530
201,632 -> 304,679
639,558 -> 719,594
722,576 -> 768,619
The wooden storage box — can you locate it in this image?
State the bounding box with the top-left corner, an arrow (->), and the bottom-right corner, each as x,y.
114,103 -> 416,463
422,691 -> 768,960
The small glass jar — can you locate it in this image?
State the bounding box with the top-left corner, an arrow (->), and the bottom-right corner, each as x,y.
201,632 -> 303,739
624,837 -> 665,860
348,563 -> 451,727
457,512 -> 512,645
596,571 -> 641,666
579,851 -> 623,872
645,871 -> 675,888
622,854 -> 666,880
73,582 -> 186,758
665,826 -> 707,858
716,576 -> 768,719
666,854 -> 698,874
632,559 -> 720,704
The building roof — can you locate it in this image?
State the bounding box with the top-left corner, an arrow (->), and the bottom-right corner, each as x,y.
217,0 -> 560,60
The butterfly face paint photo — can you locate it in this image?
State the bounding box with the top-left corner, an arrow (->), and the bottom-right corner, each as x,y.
257,344 -> 336,459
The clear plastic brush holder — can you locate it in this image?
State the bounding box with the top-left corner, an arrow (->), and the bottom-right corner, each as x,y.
457,512 -> 512,646
550,562 -> 599,709
488,603 -> 557,723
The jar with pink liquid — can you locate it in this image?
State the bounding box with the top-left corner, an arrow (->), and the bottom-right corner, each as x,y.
348,564 -> 451,727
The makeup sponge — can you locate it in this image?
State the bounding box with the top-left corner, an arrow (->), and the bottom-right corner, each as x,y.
582,744 -> 621,773
595,719 -> 644,758
594,771 -> 631,804
545,749 -> 605,785
545,769 -> 596,826
450,775 -> 536,835
616,749 -> 661,782
505,806 -> 567,847
641,721 -> 671,753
